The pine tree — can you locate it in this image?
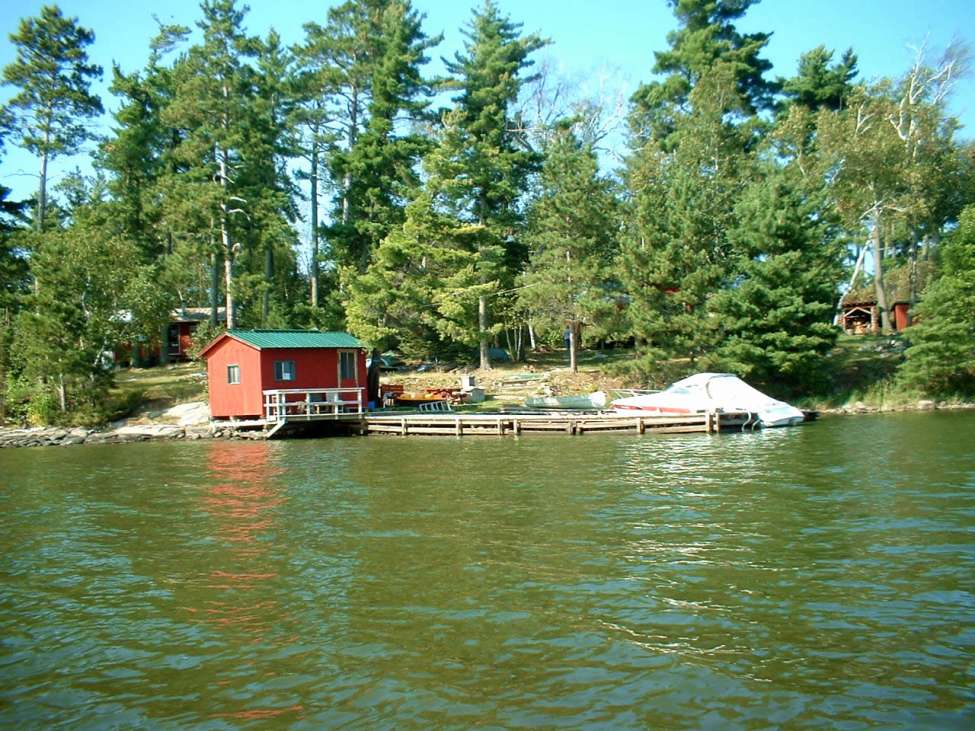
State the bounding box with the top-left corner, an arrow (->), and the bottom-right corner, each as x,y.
519,124 -> 620,372
1,5 -> 103,231
101,23 -> 189,263
443,0 -> 546,368
621,68 -> 754,378
345,112 -> 489,358
333,0 -> 440,273
161,0 -> 261,329
711,166 -> 842,390
900,205 -> 975,395
630,0 -> 777,146
782,46 -> 858,113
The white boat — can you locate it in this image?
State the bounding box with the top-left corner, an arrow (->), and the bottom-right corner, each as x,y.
611,373 -> 805,428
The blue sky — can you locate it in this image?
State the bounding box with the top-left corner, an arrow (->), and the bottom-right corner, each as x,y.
1,0 -> 973,202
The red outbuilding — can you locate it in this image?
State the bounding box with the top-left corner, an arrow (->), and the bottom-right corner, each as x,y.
201,329 -> 367,421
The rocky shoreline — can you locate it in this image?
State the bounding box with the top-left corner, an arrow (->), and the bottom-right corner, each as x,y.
817,399 -> 975,415
0,422 -> 267,449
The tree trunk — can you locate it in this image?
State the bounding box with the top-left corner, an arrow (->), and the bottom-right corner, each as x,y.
224,245 -> 235,330
478,295 -> 491,370
57,372 -> 66,413
209,250 -> 221,326
310,144 -> 320,308
569,321 -> 578,373
37,149 -> 48,232
872,220 -> 892,333
907,227 -> 919,327
218,141 -> 235,330
528,320 -> 536,351
263,244 -> 274,324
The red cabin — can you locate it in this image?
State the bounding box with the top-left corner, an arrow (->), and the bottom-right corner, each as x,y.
201,330 -> 367,420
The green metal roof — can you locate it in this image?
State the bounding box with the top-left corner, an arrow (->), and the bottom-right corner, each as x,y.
227,329 -> 363,349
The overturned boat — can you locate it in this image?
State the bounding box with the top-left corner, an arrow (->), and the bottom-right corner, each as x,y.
611,373 -> 805,428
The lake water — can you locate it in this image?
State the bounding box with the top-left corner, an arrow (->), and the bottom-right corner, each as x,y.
1,412 -> 974,728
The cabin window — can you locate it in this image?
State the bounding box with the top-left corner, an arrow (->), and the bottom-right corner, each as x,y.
227,364 -> 240,384
274,360 -> 296,381
340,351 -> 356,381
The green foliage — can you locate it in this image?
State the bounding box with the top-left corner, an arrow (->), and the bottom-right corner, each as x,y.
187,321 -> 225,362
900,206 -> 975,395
324,0 -> 440,273
711,166 -> 843,390
781,46 -> 858,113
621,68 -> 754,368
630,0 -> 777,145
519,125 -> 620,362
1,5 -> 102,230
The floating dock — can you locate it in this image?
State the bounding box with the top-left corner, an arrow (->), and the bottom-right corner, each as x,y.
360,410 -> 755,437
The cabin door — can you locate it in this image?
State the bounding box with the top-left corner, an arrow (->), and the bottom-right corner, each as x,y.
337,349 -> 359,390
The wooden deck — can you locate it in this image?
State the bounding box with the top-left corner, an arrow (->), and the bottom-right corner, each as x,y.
361,410 -> 756,437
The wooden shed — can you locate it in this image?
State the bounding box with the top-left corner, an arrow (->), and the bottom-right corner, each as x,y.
201,330 -> 367,421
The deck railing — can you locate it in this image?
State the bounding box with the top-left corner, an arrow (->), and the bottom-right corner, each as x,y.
263,387 -> 365,423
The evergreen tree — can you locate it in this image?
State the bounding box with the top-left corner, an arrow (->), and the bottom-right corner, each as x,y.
160,0 -> 265,329
781,46 -> 858,113
345,112 -> 489,358
900,205 -> 975,395
630,0 -> 776,145
333,0 -> 440,273
518,124 -> 620,372
621,68 -> 754,379
443,0 -> 546,368
101,23 -> 189,263
1,5 -> 102,231
711,165 -> 842,390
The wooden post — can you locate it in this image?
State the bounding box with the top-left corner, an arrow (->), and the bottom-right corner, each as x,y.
400,418 -> 407,436
455,417 -> 462,437
638,418 -> 645,435
714,412 -> 721,433
513,418 -> 521,435
497,417 -> 504,436
706,411 -> 713,434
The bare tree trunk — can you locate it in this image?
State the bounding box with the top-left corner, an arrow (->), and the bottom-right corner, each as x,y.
57,372 -> 66,413
569,321 -> 578,373
907,227 -> 919,327
872,220 -> 892,333
528,320 -> 536,351
310,144 -> 320,308
478,295 -> 491,370
37,148 -> 48,232
209,248 -> 221,326
263,244 -> 274,324
218,146 -> 235,329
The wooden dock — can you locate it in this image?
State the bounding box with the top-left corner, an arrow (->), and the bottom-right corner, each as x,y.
361,410 -> 755,437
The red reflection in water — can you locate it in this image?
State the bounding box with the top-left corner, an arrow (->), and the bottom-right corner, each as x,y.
203,442 -> 285,556
183,443 -> 296,640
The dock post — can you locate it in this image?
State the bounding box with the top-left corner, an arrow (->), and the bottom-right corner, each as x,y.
513,418 -> 521,436
497,417 -> 504,436
400,418 -> 408,436
455,417 -> 462,437
715,412 -> 721,432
